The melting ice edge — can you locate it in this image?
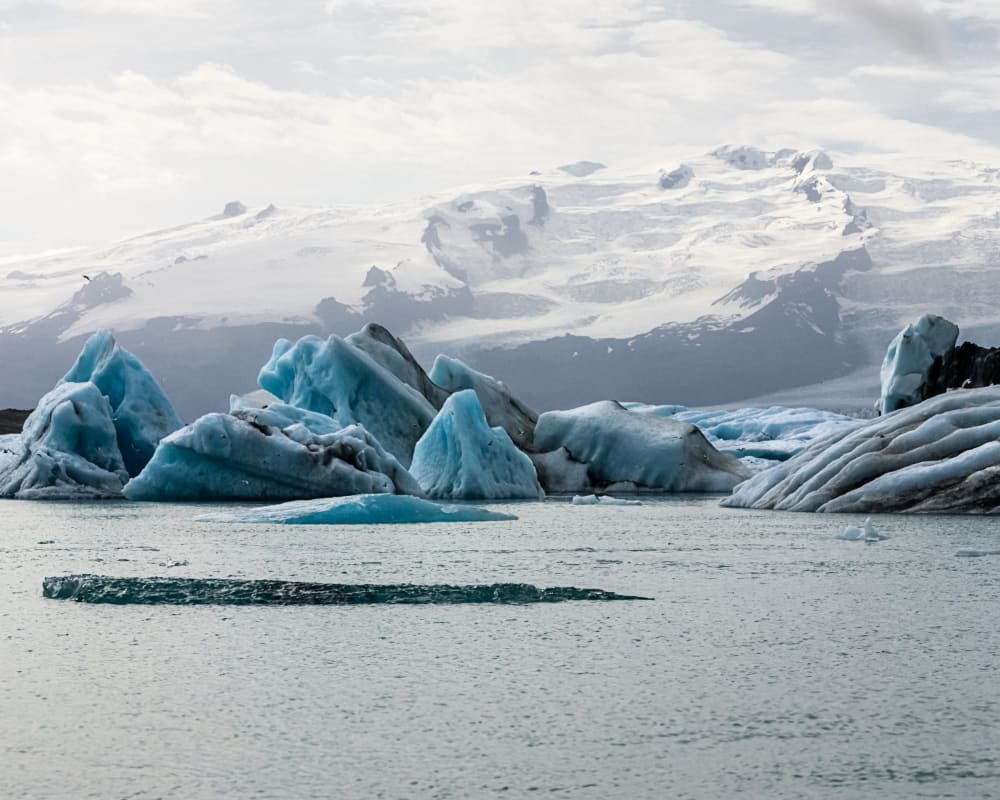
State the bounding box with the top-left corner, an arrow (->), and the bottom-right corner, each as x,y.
43,575 -> 651,605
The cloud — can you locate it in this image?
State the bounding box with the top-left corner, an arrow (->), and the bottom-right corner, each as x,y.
836,0 -> 947,60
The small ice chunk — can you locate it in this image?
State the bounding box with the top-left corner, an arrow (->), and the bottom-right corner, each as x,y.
955,549 -> 1000,558
571,495 -> 642,506
836,517 -> 889,542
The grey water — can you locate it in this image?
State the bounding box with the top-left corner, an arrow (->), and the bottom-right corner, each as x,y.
2,497 -> 999,799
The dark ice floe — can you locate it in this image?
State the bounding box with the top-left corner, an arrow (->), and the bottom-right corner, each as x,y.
43,575 -> 650,605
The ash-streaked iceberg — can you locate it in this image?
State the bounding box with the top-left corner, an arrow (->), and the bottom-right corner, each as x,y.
61,330 -> 183,476
877,314 -> 959,414
346,323 -> 449,408
723,386 -> 1000,513
0,382 -> 129,499
534,400 -> 751,493
195,493 -> 516,525
124,402 -> 420,501
410,390 -> 543,500
429,355 -> 538,451
258,334 -> 436,466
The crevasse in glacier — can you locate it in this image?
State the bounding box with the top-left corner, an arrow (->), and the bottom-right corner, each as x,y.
0,382 -> 130,499
61,329 -> 183,476
409,390 -> 543,499
258,334 -> 436,466
124,402 -> 421,501
534,400 -> 751,492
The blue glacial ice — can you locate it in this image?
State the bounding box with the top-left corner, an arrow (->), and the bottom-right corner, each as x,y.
723,385 -> 1000,513
61,330 -> 183,476
0,382 -> 130,499
124,402 -> 421,501
409,390 -> 543,500
430,355 -> 538,451
346,323 -> 449,408
195,493 -> 517,524
258,334 -> 436,466
534,400 -> 751,493
877,314 -> 959,414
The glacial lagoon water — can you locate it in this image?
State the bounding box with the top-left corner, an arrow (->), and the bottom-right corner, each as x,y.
2,497 -> 999,799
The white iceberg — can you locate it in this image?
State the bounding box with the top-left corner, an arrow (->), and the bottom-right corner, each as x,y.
571,494 -> 642,506
410,390 -> 543,500
0,382 -> 129,499
534,401 -> 751,492
723,386 -> 1000,513
258,334 -> 436,466
61,330 -> 183,476
877,314 -> 958,414
195,494 -> 517,525
124,403 -> 420,501
430,355 -> 538,451
836,517 -> 888,541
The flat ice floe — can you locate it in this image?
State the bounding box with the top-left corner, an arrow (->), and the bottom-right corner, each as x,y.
195,494 -> 517,524
571,495 -> 642,506
723,386 -> 1000,513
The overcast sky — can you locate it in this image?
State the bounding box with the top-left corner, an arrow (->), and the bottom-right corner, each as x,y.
2,0 -> 999,253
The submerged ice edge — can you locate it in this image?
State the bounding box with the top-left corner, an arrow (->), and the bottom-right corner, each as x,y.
42,575 -> 652,605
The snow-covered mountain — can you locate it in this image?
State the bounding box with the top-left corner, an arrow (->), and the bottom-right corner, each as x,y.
4,145 -> 1000,420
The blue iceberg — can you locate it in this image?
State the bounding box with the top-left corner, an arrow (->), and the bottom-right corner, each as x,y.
195,493 -> 517,524
258,334 -> 436,466
61,330 -> 183,476
410,390 -> 543,500
124,402 -> 421,501
534,400 -> 751,492
0,382 -> 129,499
877,314 -> 959,414
429,355 -> 538,451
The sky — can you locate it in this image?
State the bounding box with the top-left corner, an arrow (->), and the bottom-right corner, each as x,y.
1,0 -> 999,253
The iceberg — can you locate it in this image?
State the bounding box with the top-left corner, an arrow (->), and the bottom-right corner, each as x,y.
124,403 -> 420,501
346,324 -> 449,408
836,517 -> 888,542
61,330 -> 183,476
43,574 -> 650,605
530,448 -> 592,493
723,386 -> 1000,513
429,355 -> 538,451
0,382 -> 129,499
877,314 -> 959,414
258,334 -> 436,466
534,401 -> 751,493
409,390 -> 543,499
196,493 -> 516,524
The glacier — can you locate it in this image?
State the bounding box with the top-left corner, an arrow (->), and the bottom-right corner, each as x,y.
61,330 -> 183,476
258,334 -> 436,466
124,402 -> 420,501
877,315 -> 959,415
195,493 -> 516,525
534,400 -> 751,493
0,382 -> 129,499
722,386 -> 1000,513
409,389 -> 543,500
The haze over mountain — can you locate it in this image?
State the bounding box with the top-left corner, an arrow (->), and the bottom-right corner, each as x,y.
3,144 -> 1000,419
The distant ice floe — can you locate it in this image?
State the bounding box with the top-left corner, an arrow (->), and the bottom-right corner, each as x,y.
954,549 -> 1000,558
195,494 -> 516,525
571,495 -> 642,506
